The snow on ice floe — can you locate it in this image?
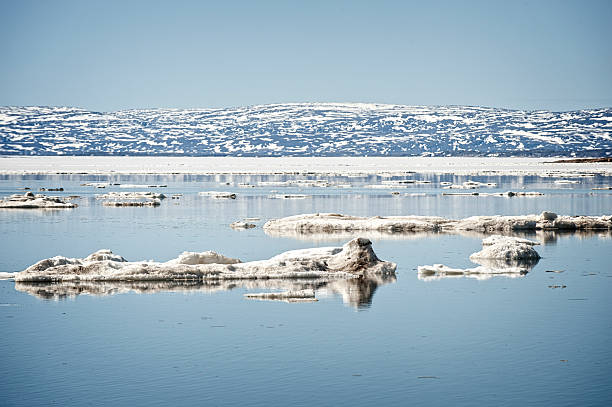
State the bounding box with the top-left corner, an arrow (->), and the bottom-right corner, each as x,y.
418,235 -> 541,281
0,192 -> 77,209
263,212 -> 612,236
9,238 -> 396,283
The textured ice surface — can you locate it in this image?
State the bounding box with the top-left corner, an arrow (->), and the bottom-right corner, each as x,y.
264,212 -> 612,235
10,238 -> 396,283
0,192 -> 77,209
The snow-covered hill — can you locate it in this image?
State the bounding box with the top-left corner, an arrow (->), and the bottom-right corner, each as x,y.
1,103 -> 610,157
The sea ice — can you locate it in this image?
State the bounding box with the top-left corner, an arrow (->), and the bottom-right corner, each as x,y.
9,238 -> 396,283
418,235 -> 541,280
0,192 -> 77,209
263,212 -> 612,235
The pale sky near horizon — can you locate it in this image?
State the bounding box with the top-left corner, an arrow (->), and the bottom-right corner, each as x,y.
1,0 -> 611,112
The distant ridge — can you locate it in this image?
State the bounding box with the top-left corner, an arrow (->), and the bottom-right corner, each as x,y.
1,103 -> 611,157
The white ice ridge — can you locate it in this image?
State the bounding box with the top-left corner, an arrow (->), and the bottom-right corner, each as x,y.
0,192 -> 77,209
9,238 -> 396,283
418,235 -> 541,281
263,212 -> 612,234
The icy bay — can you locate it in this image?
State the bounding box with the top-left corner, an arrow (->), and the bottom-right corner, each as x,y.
1,162 -> 611,406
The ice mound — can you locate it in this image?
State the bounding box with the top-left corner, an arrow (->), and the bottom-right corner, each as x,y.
0,192 -> 77,209
264,212 -> 612,235
418,235 -> 541,280
11,238 -> 396,283
469,235 -> 541,268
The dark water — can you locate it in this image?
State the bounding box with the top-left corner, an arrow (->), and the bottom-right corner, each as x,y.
1,173 -> 611,406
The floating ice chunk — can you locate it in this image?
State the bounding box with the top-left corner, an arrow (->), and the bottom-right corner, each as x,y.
244,289 -> 317,302
0,272 -> 15,280
0,192 -> 77,209
469,239 -> 541,262
418,235 -> 541,281
554,180 -> 579,184
262,212 -> 612,237
199,191 -> 237,199
418,264 -> 529,281
13,238 -> 395,283
96,191 -> 166,200
264,213 -> 450,233
103,199 -> 161,207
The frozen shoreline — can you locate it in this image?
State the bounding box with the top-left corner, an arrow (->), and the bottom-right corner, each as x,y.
1,156 -> 611,175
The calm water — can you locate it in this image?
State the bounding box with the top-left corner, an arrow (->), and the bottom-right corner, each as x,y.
1,173 -> 611,406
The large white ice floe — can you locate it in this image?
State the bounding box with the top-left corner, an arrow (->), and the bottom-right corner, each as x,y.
9,238 -> 396,283
418,235 -> 541,281
263,212 -> 612,235
0,192 -> 77,209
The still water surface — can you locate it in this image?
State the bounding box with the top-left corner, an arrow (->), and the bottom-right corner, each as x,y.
1,173 -> 611,406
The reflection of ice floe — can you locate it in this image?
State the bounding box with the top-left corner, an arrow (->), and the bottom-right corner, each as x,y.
13,273 -> 396,309
443,191 -> 544,197
269,194 -> 309,199
0,192 -> 77,209
10,238 -> 395,284
230,221 -> 256,229
418,235 -> 541,281
244,289 -> 317,302
119,184 -> 167,188
264,212 -> 612,235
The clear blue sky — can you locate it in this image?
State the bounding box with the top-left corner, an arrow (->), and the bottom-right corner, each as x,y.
1,0 -> 611,112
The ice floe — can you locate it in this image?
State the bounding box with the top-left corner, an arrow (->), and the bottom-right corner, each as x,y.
418,235 -> 541,280
263,212 -> 612,236
96,191 -> 166,200
8,238 -> 396,283
102,200 -> 161,207
0,192 -> 77,209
